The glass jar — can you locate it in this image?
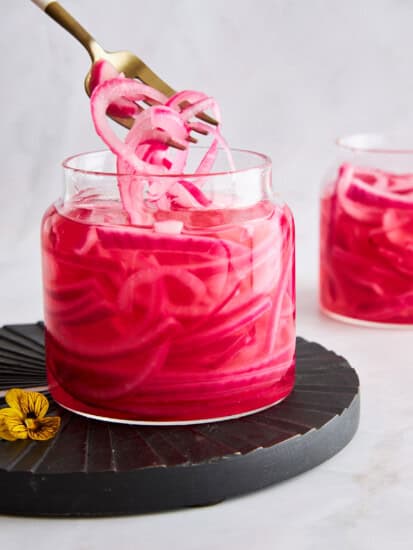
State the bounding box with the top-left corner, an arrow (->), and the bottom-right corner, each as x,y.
41,148 -> 295,424
320,134 -> 413,326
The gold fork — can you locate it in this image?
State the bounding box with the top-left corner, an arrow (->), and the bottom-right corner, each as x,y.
30,0 -> 216,147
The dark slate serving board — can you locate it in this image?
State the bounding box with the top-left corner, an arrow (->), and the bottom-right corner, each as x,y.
0,322 -> 360,517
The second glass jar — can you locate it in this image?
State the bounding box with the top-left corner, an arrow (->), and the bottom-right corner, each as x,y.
320,134 -> 413,326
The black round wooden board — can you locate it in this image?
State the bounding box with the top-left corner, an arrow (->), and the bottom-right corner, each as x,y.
0,322 -> 360,517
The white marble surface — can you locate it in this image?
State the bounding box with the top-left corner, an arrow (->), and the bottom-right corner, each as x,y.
1,0 -> 413,548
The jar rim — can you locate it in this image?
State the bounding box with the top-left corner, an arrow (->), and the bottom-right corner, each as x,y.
336,133 -> 413,155
62,147 -> 272,178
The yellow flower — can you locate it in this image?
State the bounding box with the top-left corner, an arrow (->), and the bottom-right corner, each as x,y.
0,388 -> 60,442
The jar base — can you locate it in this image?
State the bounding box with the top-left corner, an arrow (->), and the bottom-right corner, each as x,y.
54,396 -> 290,426
320,306 -> 413,329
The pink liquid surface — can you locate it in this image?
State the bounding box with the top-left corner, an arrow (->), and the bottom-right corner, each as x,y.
42,199 -> 295,422
320,164 -> 413,324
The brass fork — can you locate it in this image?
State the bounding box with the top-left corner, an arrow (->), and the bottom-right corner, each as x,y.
30,0 -> 216,147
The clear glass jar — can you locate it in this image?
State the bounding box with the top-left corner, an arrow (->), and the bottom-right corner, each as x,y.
41,148 -> 295,424
320,134 -> 413,326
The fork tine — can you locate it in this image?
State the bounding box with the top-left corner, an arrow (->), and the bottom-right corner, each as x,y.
134,60 -> 218,127
111,111 -> 207,148
110,115 -> 188,150
99,58 -> 218,149
133,62 -> 177,97
189,110 -> 218,127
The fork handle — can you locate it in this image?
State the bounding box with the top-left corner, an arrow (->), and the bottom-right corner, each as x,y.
30,0 -> 103,60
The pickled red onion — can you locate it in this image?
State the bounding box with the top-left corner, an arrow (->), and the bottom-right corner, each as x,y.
90,66 -> 234,222
89,60 -> 140,118
91,78 -> 169,175
321,161 -> 413,323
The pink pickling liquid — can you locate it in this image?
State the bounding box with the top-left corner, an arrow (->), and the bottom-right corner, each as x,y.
42,198 -> 295,422
320,164 -> 413,324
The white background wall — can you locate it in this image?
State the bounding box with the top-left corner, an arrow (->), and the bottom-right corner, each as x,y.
2,0 -> 413,322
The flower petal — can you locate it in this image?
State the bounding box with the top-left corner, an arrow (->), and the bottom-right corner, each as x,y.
0,408 -> 28,440
28,416 -> 61,441
0,415 -> 17,441
0,406 -> 23,421
6,388 -> 49,419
